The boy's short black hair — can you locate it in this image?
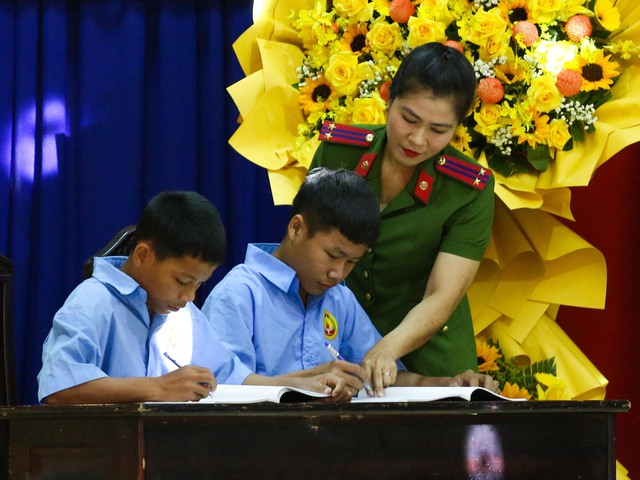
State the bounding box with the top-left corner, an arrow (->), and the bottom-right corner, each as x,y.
134,191 -> 226,265
389,42 -> 477,122
292,168 -> 380,247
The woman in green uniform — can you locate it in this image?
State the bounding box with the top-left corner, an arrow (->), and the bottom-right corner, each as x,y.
309,42 -> 495,392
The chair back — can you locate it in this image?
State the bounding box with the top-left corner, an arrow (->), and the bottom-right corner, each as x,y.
0,254 -> 15,405
82,226 -> 137,280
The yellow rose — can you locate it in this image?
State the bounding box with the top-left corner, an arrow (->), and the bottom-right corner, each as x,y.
324,52 -> 362,97
476,35 -> 509,61
334,0 -> 373,23
546,118 -> 572,150
407,16 -> 447,48
351,92 -> 388,125
367,19 -> 403,56
459,9 -> 507,48
527,76 -> 563,112
473,104 -> 504,137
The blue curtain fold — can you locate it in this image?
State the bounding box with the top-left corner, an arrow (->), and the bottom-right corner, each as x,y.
0,0 -> 290,404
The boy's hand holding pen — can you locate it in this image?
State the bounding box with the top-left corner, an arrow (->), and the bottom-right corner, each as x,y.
163,352 -> 216,399
324,342 -> 373,396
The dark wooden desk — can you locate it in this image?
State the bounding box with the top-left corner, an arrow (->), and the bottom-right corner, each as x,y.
0,400 -> 629,479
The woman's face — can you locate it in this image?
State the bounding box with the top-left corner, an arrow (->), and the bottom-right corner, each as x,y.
385,89 -> 459,168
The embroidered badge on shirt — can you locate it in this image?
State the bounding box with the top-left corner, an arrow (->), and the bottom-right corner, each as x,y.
318,121 -> 375,147
435,155 -> 492,190
323,310 -> 338,341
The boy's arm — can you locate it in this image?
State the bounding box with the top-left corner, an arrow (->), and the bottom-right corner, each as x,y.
242,372 -> 358,403
43,366 -> 216,404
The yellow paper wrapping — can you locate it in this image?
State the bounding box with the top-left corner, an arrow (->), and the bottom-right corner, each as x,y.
227,0 -> 640,404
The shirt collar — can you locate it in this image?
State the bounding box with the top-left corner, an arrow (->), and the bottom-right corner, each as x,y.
92,256 -> 144,298
245,243 -> 300,295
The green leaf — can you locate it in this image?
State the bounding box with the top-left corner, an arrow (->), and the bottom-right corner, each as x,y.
527,144 -> 550,172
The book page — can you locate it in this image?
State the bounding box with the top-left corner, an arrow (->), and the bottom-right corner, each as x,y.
198,385 -> 329,404
351,386 -> 521,403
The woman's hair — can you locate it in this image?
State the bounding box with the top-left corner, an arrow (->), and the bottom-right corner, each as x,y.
135,190 -> 226,265
291,168 -> 380,247
389,42 -> 477,122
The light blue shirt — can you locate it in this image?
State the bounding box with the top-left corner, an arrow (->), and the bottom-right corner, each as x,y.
201,243 -> 404,376
37,256 -> 251,402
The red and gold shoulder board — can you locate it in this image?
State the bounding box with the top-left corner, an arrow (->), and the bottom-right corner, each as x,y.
435,155 -> 492,190
318,121 -> 375,147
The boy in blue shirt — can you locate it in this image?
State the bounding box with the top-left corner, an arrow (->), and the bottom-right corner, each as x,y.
38,191 -> 356,404
202,169 -> 498,398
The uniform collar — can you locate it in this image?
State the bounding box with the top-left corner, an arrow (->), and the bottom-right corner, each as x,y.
246,243 -> 300,295
93,256 -> 144,297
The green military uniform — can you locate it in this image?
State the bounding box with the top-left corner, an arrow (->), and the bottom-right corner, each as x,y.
310,122 -> 495,376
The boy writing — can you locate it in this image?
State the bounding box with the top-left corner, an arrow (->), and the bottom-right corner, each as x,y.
202,168 -> 498,398
38,191 -> 356,404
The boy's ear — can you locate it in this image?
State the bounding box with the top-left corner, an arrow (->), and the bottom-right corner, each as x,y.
131,241 -> 154,266
288,214 -> 306,239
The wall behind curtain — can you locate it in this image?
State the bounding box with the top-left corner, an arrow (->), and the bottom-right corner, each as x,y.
0,0 -> 290,405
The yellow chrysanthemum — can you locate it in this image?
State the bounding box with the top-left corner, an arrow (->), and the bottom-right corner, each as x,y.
500,381 -> 532,400
372,0 -> 390,17
575,49 -> 620,91
339,23 -> 370,55
535,373 -> 570,400
298,76 -> 337,115
476,339 -> 502,372
594,0 -> 620,32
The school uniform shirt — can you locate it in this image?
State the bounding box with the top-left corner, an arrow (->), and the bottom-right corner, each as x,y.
37,256 -> 251,402
310,123 -> 495,377
201,243 -> 404,376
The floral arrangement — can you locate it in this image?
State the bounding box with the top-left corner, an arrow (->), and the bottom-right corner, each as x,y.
476,338 -> 569,400
289,0 -> 638,177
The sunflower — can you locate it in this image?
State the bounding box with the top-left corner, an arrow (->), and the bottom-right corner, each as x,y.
575,49 -> 620,91
339,23 -> 370,56
476,339 -> 502,372
298,75 -> 337,115
494,53 -> 530,85
450,124 -> 473,154
498,0 -> 532,24
500,381 -> 532,400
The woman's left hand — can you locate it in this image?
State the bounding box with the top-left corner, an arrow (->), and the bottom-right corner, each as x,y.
361,343 -> 398,396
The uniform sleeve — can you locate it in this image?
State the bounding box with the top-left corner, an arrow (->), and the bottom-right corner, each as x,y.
201,275 -> 259,373
335,287 -> 406,371
37,284 -> 111,402
187,303 -> 252,385
440,173 -> 495,261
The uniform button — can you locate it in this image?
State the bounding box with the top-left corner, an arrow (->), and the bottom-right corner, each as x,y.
441,325 -> 449,333
365,293 -> 372,301
366,247 -> 372,253
363,270 -> 369,278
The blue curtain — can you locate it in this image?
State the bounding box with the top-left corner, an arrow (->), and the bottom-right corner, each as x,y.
0,0 -> 290,404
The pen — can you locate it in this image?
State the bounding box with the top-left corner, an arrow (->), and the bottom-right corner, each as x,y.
163,352 -> 214,398
323,342 -> 372,396
324,341 -> 345,360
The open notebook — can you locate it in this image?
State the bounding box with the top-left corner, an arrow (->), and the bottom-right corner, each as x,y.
147,385 -> 520,404
352,386 -> 522,402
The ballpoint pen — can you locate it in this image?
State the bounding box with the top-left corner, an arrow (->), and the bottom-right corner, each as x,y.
163,352 -> 214,398
324,341 -> 345,360
323,342 -> 372,396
